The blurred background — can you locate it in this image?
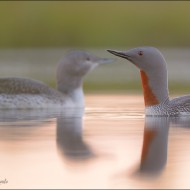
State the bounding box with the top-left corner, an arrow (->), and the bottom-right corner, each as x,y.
0,1 -> 190,94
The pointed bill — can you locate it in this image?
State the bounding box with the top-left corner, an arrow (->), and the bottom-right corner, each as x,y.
107,49 -> 131,61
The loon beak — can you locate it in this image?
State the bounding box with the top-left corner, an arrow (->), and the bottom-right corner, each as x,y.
107,49 -> 131,61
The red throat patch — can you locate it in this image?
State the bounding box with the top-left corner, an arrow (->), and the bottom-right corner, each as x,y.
140,70 -> 159,106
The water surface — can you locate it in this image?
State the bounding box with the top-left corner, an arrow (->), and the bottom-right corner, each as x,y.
0,94 -> 190,189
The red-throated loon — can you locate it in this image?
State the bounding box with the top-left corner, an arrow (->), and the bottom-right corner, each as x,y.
107,47 -> 190,116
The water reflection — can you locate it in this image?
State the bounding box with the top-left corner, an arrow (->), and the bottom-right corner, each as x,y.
170,116 -> 190,128
56,108 -> 94,161
136,115 -> 190,178
0,108 -> 94,162
1,95 -> 190,188
138,116 -> 170,176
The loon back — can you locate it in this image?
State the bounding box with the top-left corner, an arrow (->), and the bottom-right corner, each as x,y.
0,77 -> 61,96
0,77 -> 67,109
145,95 -> 190,116
170,95 -> 190,112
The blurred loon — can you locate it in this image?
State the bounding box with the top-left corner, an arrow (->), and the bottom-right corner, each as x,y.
107,47 -> 190,116
0,51 -> 114,109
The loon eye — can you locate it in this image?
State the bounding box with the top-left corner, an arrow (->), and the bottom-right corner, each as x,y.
86,57 -> 90,61
138,51 -> 143,56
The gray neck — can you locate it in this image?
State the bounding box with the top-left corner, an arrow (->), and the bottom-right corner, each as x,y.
56,74 -> 84,107
150,69 -> 168,100
149,67 -> 169,103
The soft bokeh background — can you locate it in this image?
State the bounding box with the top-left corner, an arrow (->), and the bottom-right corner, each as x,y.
0,1 -> 190,94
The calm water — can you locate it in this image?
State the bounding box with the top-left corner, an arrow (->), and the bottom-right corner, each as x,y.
0,94 -> 190,189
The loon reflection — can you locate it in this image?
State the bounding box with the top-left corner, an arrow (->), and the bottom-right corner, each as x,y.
0,108 -> 94,162
56,108 -> 94,161
138,116 -> 170,175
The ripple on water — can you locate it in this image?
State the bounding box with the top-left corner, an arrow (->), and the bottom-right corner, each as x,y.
85,107 -> 144,120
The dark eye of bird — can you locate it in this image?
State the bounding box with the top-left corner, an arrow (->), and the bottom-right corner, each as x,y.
138,51 -> 143,56
86,57 -> 90,61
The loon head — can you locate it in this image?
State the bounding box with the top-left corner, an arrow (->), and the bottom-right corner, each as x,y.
107,47 -> 169,107
58,50 -> 115,78
107,47 -> 167,72
56,50 -> 115,102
